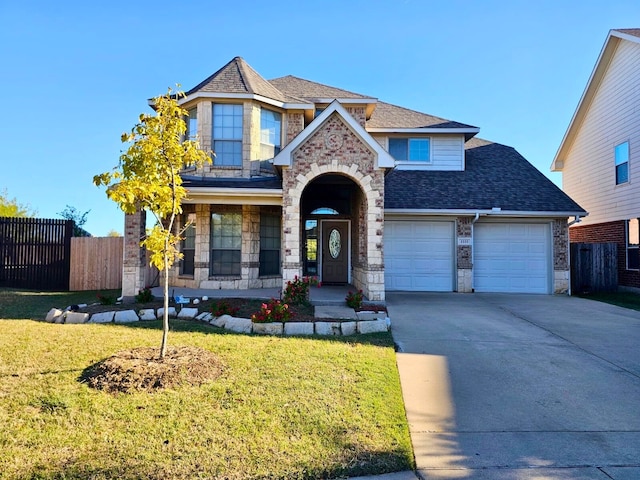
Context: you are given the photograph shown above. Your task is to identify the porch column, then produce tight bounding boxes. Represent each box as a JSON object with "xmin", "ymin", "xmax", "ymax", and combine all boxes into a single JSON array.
[
  {"xmin": 122, "ymin": 210, "xmax": 147, "ymax": 301},
  {"xmin": 281, "ymin": 192, "xmax": 303, "ymax": 286},
  {"xmin": 457, "ymin": 217, "xmax": 473, "ymax": 292}
]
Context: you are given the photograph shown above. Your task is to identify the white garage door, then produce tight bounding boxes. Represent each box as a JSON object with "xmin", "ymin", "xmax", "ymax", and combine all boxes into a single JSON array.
[
  {"xmin": 474, "ymin": 223, "xmax": 550, "ymax": 294},
  {"xmin": 385, "ymin": 221, "xmax": 454, "ymax": 291}
]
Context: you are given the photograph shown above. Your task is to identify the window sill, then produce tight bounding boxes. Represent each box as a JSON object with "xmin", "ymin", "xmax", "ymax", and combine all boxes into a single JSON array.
[
  {"xmin": 258, "ymin": 274, "xmax": 282, "ymax": 279},
  {"xmin": 208, "ymin": 275, "xmax": 242, "ymax": 280}
]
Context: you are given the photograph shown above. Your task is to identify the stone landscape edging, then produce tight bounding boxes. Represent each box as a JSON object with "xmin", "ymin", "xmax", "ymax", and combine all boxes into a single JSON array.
[{"xmin": 44, "ymin": 307, "xmax": 390, "ymax": 336}]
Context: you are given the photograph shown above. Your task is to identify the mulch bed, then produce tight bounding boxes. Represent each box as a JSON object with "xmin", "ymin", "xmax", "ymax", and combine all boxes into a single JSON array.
[{"xmin": 80, "ymin": 346, "xmax": 225, "ymax": 394}]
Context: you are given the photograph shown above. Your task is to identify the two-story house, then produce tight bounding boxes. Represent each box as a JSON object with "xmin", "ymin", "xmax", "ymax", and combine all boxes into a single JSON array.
[
  {"xmin": 552, "ymin": 29, "xmax": 640, "ymax": 290},
  {"xmin": 123, "ymin": 57, "xmax": 585, "ymax": 301}
]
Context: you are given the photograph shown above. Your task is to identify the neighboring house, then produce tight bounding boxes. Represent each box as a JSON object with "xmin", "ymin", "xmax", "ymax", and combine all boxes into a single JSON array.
[
  {"xmin": 123, "ymin": 57, "xmax": 585, "ymax": 300},
  {"xmin": 552, "ymin": 29, "xmax": 640, "ymax": 290}
]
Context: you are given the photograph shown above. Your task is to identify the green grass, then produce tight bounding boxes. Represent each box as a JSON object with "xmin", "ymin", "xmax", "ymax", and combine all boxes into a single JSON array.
[
  {"xmin": 0, "ymin": 289, "xmax": 413, "ymax": 479},
  {"xmin": 0, "ymin": 288, "xmax": 121, "ymax": 320},
  {"xmin": 577, "ymin": 290, "xmax": 640, "ymax": 311}
]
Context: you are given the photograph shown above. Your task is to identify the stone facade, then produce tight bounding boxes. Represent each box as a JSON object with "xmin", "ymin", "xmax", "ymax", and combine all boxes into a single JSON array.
[
  {"xmin": 552, "ymin": 218, "xmax": 570, "ymax": 293},
  {"xmin": 167, "ymin": 204, "xmax": 282, "ymax": 291}
]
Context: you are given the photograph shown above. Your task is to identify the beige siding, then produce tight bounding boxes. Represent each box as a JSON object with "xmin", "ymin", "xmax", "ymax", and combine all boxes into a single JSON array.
[
  {"xmin": 370, "ymin": 134, "xmax": 465, "ymax": 170},
  {"xmin": 563, "ymin": 39, "xmax": 640, "ymax": 226}
]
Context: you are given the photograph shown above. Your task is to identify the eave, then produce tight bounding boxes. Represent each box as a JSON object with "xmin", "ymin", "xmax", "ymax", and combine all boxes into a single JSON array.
[
  {"xmin": 148, "ymin": 92, "xmax": 314, "ymax": 111},
  {"xmin": 183, "ymin": 187, "xmax": 283, "ymax": 206}
]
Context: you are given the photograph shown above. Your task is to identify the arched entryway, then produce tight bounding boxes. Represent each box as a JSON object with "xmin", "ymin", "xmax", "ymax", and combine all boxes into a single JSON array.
[{"xmin": 300, "ymin": 174, "xmax": 363, "ymax": 285}]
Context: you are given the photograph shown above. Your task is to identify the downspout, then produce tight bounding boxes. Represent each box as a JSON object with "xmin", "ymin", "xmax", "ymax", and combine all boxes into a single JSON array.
[
  {"xmin": 470, "ymin": 212, "xmax": 481, "ymax": 292},
  {"xmin": 567, "ymin": 215, "xmax": 582, "ymax": 227}
]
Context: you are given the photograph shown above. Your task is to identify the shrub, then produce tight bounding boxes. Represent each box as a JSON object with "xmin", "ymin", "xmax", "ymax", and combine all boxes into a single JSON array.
[
  {"xmin": 283, "ymin": 275, "xmax": 319, "ymax": 306},
  {"xmin": 210, "ymin": 300, "xmax": 239, "ymax": 317},
  {"xmin": 135, "ymin": 286, "xmax": 154, "ymax": 303},
  {"xmin": 345, "ymin": 290, "xmax": 364, "ymax": 309},
  {"xmin": 251, "ymin": 299, "xmax": 292, "ymax": 323},
  {"xmin": 96, "ymin": 292, "xmax": 116, "ymax": 305}
]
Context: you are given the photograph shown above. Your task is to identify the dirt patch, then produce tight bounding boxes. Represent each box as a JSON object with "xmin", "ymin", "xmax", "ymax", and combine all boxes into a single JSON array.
[{"xmin": 80, "ymin": 346, "xmax": 225, "ymax": 394}]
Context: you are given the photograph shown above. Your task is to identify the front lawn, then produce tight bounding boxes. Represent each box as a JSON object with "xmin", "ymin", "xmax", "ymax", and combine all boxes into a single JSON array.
[{"xmin": 0, "ymin": 289, "xmax": 413, "ymax": 479}]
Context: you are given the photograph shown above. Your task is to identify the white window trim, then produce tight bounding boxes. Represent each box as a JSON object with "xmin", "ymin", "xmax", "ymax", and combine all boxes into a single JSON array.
[
  {"xmin": 389, "ymin": 136, "xmax": 433, "ymax": 166},
  {"xmin": 614, "ymin": 141, "xmax": 630, "ymax": 186}
]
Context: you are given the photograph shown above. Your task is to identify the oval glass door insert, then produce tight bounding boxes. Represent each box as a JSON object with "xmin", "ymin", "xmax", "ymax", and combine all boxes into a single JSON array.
[{"xmin": 329, "ymin": 229, "xmax": 341, "ymax": 258}]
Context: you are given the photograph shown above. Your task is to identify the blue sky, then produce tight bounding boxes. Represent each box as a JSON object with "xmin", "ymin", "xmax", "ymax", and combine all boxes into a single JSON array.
[{"xmin": 1, "ymin": 0, "xmax": 639, "ymax": 236}]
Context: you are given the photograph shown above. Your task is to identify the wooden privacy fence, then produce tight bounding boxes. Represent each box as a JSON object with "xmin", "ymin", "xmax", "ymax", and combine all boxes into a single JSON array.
[
  {"xmin": 0, "ymin": 217, "xmax": 72, "ymax": 290},
  {"xmin": 69, "ymin": 237, "xmax": 159, "ymax": 291},
  {"xmin": 570, "ymin": 242, "xmax": 618, "ymax": 294},
  {"xmin": 70, "ymin": 237, "xmax": 123, "ymax": 291}
]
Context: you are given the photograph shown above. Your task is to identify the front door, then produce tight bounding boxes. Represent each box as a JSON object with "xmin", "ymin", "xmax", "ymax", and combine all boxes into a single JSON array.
[{"xmin": 322, "ymin": 221, "xmax": 349, "ymax": 284}]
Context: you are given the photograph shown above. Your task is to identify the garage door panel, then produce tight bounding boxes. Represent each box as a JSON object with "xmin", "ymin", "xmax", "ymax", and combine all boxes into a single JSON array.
[
  {"xmin": 385, "ymin": 220, "xmax": 454, "ymax": 292},
  {"xmin": 474, "ymin": 223, "xmax": 550, "ymax": 294}
]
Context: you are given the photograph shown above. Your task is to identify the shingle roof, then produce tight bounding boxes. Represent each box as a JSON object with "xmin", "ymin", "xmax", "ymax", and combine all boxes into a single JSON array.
[
  {"xmin": 367, "ymin": 101, "xmax": 477, "ymax": 129},
  {"xmin": 614, "ymin": 28, "xmax": 640, "ymax": 38},
  {"xmin": 385, "ymin": 137, "xmax": 586, "ymax": 213},
  {"xmin": 182, "ymin": 175, "xmax": 282, "ymax": 190},
  {"xmin": 186, "ymin": 57, "xmax": 289, "ymax": 103},
  {"xmin": 268, "ymin": 75, "xmax": 373, "ymax": 101}
]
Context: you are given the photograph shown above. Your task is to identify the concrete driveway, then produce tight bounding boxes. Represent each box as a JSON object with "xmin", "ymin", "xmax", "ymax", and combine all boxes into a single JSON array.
[{"xmin": 387, "ymin": 293, "xmax": 640, "ymax": 480}]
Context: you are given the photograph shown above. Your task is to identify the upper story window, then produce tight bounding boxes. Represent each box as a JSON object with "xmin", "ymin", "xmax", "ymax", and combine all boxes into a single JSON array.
[
  {"xmin": 260, "ymin": 109, "xmax": 281, "ymax": 159},
  {"xmin": 389, "ymin": 137, "xmax": 431, "ymax": 162},
  {"xmin": 615, "ymin": 141, "xmax": 629, "ymax": 185},
  {"xmin": 627, "ymin": 218, "xmax": 639, "ymax": 270},
  {"xmin": 213, "ymin": 104, "xmax": 243, "ymax": 166},
  {"xmin": 185, "ymin": 108, "xmax": 197, "ymax": 141}
]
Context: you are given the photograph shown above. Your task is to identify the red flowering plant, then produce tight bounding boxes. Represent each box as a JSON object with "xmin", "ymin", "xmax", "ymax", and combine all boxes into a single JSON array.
[
  {"xmin": 283, "ymin": 275, "xmax": 320, "ymax": 306},
  {"xmin": 210, "ymin": 300, "xmax": 239, "ymax": 317},
  {"xmin": 251, "ymin": 299, "xmax": 292, "ymax": 323},
  {"xmin": 345, "ymin": 289, "xmax": 364, "ymax": 309}
]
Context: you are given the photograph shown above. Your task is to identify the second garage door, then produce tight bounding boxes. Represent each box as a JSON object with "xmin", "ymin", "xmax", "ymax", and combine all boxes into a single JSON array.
[
  {"xmin": 474, "ymin": 223, "xmax": 551, "ymax": 294},
  {"xmin": 385, "ymin": 220, "xmax": 454, "ymax": 291}
]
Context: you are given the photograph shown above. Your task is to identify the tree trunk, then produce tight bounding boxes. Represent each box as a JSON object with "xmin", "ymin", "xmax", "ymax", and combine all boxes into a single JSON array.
[{"xmin": 160, "ymin": 248, "xmax": 169, "ymax": 358}]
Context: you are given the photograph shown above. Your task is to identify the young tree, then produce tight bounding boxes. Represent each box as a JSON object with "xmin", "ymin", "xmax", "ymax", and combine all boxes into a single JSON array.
[
  {"xmin": 94, "ymin": 89, "xmax": 210, "ymax": 358},
  {"xmin": 106, "ymin": 229, "xmax": 122, "ymax": 237},
  {"xmin": 0, "ymin": 188, "xmax": 36, "ymax": 217},
  {"xmin": 57, "ymin": 205, "xmax": 91, "ymax": 236}
]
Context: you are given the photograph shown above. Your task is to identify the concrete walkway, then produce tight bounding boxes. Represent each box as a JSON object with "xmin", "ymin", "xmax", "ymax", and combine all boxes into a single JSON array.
[{"xmin": 388, "ymin": 293, "xmax": 640, "ymax": 480}]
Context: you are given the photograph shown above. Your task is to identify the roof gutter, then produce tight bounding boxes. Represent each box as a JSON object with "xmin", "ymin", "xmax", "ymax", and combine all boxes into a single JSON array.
[{"xmin": 384, "ymin": 208, "xmax": 587, "ymax": 218}]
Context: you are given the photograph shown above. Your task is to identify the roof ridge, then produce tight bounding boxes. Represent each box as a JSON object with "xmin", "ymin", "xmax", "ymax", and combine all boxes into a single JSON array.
[
  {"xmin": 234, "ymin": 57, "xmax": 251, "ymax": 93},
  {"xmin": 269, "ymin": 74, "xmax": 373, "ymax": 99}
]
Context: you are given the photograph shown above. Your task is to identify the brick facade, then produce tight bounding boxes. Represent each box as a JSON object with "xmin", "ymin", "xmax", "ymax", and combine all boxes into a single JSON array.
[
  {"xmin": 570, "ymin": 221, "xmax": 640, "ymax": 288},
  {"xmin": 282, "ymin": 112, "xmax": 386, "ymax": 301},
  {"xmin": 122, "ymin": 210, "xmax": 147, "ymax": 300}
]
